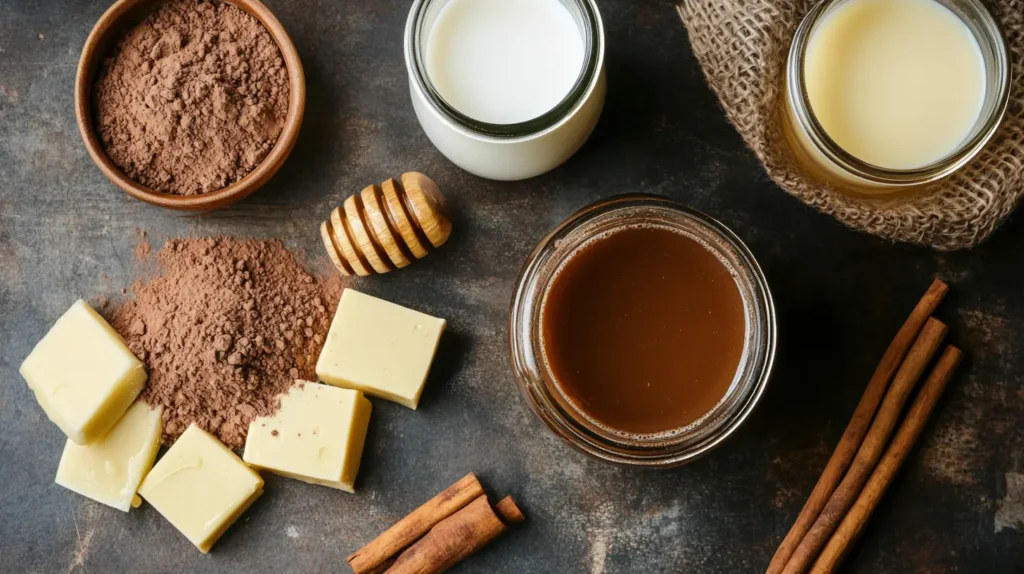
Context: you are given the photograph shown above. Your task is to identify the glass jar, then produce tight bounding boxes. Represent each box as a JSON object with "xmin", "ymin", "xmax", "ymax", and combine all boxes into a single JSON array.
[
  {"xmin": 404, "ymin": 0, "xmax": 606, "ymax": 181},
  {"xmin": 783, "ymin": 0, "xmax": 1011, "ymax": 195},
  {"xmin": 508, "ymin": 195, "xmax": 777, "ymax": 467}
]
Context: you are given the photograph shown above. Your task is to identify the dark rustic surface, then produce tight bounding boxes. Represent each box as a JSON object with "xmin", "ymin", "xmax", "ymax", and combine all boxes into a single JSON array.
[{"xmin": 2, "ymin": 1, "xmax": 1023, "ymax": 572}]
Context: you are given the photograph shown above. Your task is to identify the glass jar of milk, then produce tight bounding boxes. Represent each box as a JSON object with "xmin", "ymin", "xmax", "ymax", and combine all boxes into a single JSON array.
[
  {"xmin": 784, "ymin": 0, "xmax": 1010, "ymax": 195},
  {"xmin": 405, "ymin": 0, "xmax": 605, "ymax": 181}
]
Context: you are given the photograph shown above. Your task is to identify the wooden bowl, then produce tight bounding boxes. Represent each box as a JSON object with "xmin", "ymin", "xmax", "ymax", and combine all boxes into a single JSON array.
[{"xmin": 74, "ymin": 0, "xmax": 305, "ymax": 211}]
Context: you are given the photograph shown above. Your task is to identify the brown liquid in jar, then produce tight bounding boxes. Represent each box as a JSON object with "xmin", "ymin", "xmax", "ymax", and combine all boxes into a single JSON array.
[{"xmin": 540, "ymin": 225, "xmax": 746, "ymax": 435}]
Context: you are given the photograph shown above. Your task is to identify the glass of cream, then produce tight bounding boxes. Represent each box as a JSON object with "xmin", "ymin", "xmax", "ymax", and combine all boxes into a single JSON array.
[
  {"xmin": 784, "ymin": 0, "xmax": 1010, "ymax": 195},
  {"xmin": 404, "ymin": 0, "xmax": 606, "ymax": 181}
]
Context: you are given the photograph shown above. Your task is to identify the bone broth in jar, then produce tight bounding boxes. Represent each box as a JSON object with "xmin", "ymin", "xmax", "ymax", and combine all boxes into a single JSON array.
[
  {"xmin": 405, "ymin": 0, "xmax": 605, "ymax": 180},
  {"xmin": 784, "ymin": 0, "xmax": 1010, "ymax": 195}
]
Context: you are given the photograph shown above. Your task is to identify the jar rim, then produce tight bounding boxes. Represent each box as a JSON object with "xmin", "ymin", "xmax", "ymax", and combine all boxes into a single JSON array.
[
  {"xmin": 786, "ymin": 0, "xmax": 1012, "ymax": 186},
  {"xmin": 404, "ymin": 0, "xmax": 604, "ymax": 139},
  {"xmin": 508, "ymin": 195, "xmax": 777, "ymax": 467}
]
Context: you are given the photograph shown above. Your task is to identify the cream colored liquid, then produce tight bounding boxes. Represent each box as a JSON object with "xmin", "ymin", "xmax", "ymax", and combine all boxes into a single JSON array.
[{"xmin": 804, "ymin": 0, "xmax": 985, "ymax": 170}]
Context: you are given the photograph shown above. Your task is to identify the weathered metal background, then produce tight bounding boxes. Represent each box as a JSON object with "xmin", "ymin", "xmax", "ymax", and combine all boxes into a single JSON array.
[{"xmin": 1, "ymin": 1, "xmax": 1022, "ymax": 571}]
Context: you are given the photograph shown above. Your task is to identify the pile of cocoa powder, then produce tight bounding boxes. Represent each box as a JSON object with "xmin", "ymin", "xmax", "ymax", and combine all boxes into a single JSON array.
[
  {"xmin": 111, "ymin": 237, "xmax": 342, "ymax": 447},
  {"xmin": 94, "ymin": 0, "xmax": 289, "ymax": 195}
]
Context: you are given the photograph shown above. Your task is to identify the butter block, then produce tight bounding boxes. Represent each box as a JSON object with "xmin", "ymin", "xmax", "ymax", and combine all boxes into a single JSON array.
[
  {"xmin": 139, "ymin": 424, "xmax": 263, "ymax": 553},
  {"xmin": 316, "ymin": 289, "xmax": 445, "ymax": 409},
  {"xmin": 20, "ymin": 300, "xmax": 147, "ymax": 444},
  {"xmin": 243, "ymin": 381, "xmax": 371, "ymax": 492},
  {"xmin": 55, "ymin": 402, "xmax": 162, "ymax": 511}
]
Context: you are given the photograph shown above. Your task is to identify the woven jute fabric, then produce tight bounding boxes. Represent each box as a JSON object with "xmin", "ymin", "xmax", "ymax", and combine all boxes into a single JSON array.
[{"xmin": 677, "ymin": 0, "xmax": 1024, "ymax": 250}]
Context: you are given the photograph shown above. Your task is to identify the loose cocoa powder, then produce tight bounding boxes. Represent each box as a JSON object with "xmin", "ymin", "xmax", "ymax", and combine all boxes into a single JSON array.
[
  {"xmin": 111, "ymin": 237, "xmax": 343, "ymax": 447},
  {"xmin": 94, "ymin": 0, "xmax": 289, "ymax": 195}
]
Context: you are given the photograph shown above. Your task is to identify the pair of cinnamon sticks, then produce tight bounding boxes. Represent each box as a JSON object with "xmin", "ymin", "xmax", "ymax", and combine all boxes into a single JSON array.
[
  {"xmin": 347, "ymin": 473, "xmax": 523, "ymax": 574},
  {"xmin": 767, "ymin": 279, "xmax": 963, "ymax": 574}
]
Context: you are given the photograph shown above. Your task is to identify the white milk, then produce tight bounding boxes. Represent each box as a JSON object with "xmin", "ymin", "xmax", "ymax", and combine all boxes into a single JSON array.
[
  {"xmin": 405, "ymin": 0, "xmax": 606, "ymax": 181},
  {"xmin": 804, "ymin": 0, "xmax": 986, "ymax": 170},
  {"xmin": 425, "ymin": 0, "xmax": 586, "ymax": 124}
]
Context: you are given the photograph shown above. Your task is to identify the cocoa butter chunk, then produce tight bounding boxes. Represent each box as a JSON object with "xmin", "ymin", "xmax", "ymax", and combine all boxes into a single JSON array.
[
  {"xmin": 139, "ymin": 425, "xmax": 263, "ymax": 553},
  {"xmin": 316, "ymin": 289, "xmax": 445, "ymax": 409},
  {"xmin": 243, "ymin": 381, "xmax": 371, "ymax": 492},
  {"xmin": 20, "ymin": 300, "xmax": 147, "ymax": 444},
  {"xmin": 55, "ymin": 402, "xmax": 163, "ymax": 511}
]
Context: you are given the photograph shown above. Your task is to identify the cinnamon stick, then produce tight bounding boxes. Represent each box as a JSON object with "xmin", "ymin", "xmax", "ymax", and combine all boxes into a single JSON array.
[
  {"xmin": 347, "ymin": 473, "xmax": 485, "ymax": 574},
  {"xmin": 386, "ymin": 495, "xmax": 507, "ymax": 574},
  {"xmin": 810, "ymin": 346, "xmax": 963, "ymax": 574},
  {"xmin": 495, "ymin": 496, "xmax": 525, "ymax": 525},
  {"xmin": 782, "ymin": 317, "xmax": 947, "ymax": 574},
  {"xmin": 766, "ymin": 279, "xmax": 947, "ymax": 574}
]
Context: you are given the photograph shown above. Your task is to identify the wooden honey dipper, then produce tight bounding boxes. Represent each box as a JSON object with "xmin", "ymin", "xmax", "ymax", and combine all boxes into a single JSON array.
[{"xmin": 320, "ymin": 172, "xmax": 452, "ymax": 276}]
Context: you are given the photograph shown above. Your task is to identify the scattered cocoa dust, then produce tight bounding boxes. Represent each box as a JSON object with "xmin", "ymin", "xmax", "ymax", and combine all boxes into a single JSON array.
[
  {"xmin": 94, "ymin": 0, "xmax": 289, "ymax": 195},
  {"xmin": 111, "ymin": 237, "xmax": 343, "ymax": 447},
  {"xmin": 134, "ymin": 229, "xmax": 151, "ymax": 260}
]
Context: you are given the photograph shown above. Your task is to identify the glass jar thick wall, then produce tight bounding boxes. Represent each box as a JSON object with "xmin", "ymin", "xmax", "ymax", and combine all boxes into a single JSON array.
[{"xmin": 509, "ymin": 195, "xmax": 777, "ymax": 467}]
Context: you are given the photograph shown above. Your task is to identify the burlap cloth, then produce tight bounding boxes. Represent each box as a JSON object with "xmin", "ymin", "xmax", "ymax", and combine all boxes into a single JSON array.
[{"xmin": 677, "ymin": 0, "xmax": 1024, "ymax": 250}]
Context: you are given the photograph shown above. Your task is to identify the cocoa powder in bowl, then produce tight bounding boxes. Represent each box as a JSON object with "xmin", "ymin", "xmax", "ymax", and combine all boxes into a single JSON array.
[
  {"xmin": 93, "ymin": 0, "xmax": 289, "ymax": 196},
  {"xmin": 111, "ymin": 237, "xmax": 343, "ymax": 448}
]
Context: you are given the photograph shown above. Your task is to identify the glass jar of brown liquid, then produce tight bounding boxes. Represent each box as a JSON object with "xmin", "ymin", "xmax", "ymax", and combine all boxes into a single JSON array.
[{"xmin": 509, "ymin": 195, "xmax": 776, "ymax": 467}]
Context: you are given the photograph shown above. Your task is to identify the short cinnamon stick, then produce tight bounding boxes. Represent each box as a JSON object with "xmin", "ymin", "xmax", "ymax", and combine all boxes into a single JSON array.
[
  {"xmin": 386, "ymin": 495, "xmax": 507, "ymax": 574},
  {"xmin": 495, "ymin": 496, "xmax": 525, "ymax": 525},
  {"xmin": 347, "ymin": 474, "xmax": 485, "ymax": 574},
  {"xmin": 810, "ymin": 346, "xmax": 963, "ymax": 574},
  {"xmin": 766, "ymin": 279, "xmax": 947, "ymax": 574},
  {"xmin": 782, "ymin": 317, "xmax": 947, "ymax": 574}
]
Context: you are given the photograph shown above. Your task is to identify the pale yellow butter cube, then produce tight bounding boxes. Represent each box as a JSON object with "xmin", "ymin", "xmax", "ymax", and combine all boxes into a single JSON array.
[
  {"xmin": 139, "ymin": 424, "xmax": 263, "ymax": 553},
  {"xmin": 243, "ymin": 381, "xmax": 371, "ymax": 492},
  {"xmin": 20, "ymin": 300, "xmax": 147, "ymax": 444},
  {"xmin": 316, "ymin": 289, "xmax": 445, "ymax": 409},
  {"xmin": 55, "ymin": 402, "xmax": 162, "ymax": 511}
]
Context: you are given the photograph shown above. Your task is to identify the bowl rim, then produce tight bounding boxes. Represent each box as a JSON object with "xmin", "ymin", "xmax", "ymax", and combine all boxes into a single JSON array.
[{"xmin": 74, "ymin": 0, "xmax": 306, "ymax": 211}]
